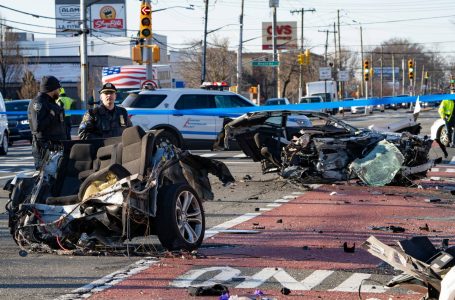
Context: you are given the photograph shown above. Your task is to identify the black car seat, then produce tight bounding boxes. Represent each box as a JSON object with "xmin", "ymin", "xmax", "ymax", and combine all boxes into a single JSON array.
[{"xmin": 77, "ymin": 126, "xmax": 156, "ymax": 201}]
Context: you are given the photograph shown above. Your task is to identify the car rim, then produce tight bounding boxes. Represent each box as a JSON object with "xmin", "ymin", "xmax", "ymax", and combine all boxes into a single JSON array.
[
  {"xmin": 441, "ymin": 128, "xmax": 450, "ymax": 146},
  {"xmin": 175, "ymin": 190, "xmax": 203, "ymax": 244},
  {"xmin": 2, "ymin": 135, "xmax": 7, "ymax": 152}
]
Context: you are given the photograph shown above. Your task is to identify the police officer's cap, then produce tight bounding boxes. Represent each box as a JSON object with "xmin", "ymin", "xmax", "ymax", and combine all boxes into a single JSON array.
[
  {"xmin": 40, "ymin": 76, "xmax": 61, "ymax": 93},
  {"xmin": 99, "ymin": 83, "xmax": 117, "ymax": 94}
]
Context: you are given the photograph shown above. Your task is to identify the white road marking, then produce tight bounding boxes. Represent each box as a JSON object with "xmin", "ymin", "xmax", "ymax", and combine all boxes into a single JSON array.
[
  {"xmin": 224, "ymin": 161, "xmax": 253, "ymax": 164},
  {"xmin": 266, "ymin": 203, "xmax": 282, "ymax": 207},
  {"xmin": 234, "ymin": 153, "xmax": 247, "ymax": 158},
  {"xmin": 274, "ymin": 199, "xmax": 290, "ymax": 203},
  {"xmin": 282, "ymin": 195, "xmax": 296, "ymax": 199},
  {"xmin": 329, "ymin": 273, "xmax": 371, "ymax": 292},
  {"xmin": 259, "ymin": 208, "xmax": 273, "ymax": 211},
  {"xmin": 200, "ymin": 153, "xmax": 217, "ymax": 157},
  {"xmin": 55, "ymin": 258, "xmax": 159, "ymax": 300},
  {"xmin": 431, "ymin": 168, "xmax": 455, "ymax": 173},
  {"xmin": 300, "ymin": 270, "xmax": 335, "ymax": 290},
  {"xmin": 205, "ymin": 213, "xmax": 261, "ymax": 238}
]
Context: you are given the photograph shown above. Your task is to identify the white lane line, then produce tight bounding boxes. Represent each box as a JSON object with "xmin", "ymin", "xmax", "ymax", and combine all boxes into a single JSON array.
[
  {"xmin": 282, "ymin": 195, "xmax": 296, "ymax": 199},
  {"xmin": 431, "ymin": 168, "xmax": 455, "ymax": 173},
  {"xmin": 200, "ymin": 153, "xmax": 217, "ymax": 157},
  {"xmin": 274, "ymin": 199, "xmax": 290, "ymax": 203},
  {"xmin": 205, "ymin": 213, "xmax": 261, "ymax": 238},
  {"xmin": 55, "ymin": 258, "xmax": 159, "ymax": 300},
  {"xmin": 233, "ymin": 153, "xmax": 247, "ymax": 158},
  {"xmin": 300, "ymin": 270, "xmax": 334, "ymax": 290},
  {"xmin": 266, "ymin": 203, "xmax": 282, "ymax": 208},
  {"xmin": 292, "ymin": 192, "xmax": 304, "ymax": 195},
  {"xmin": 259, "ymin": 208, "xmax": 273, "ymax": 211}
]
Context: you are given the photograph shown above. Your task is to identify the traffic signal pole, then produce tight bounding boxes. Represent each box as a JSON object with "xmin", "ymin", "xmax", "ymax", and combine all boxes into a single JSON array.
[
  {"xmin": 80, "ymin": 0, "xmax": 88, "ymax": 108},
  {"xmin": 143, "ymin": 0, "xmax": 153, "ymax": 81}
]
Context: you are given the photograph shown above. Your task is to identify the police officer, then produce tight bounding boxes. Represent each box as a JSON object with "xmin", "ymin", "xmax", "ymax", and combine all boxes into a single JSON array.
[
  {"xmin": 56, "ymin": 87, "xmax": 74, "ymax": 139},
  {"xmin": 28, "ymin": 75, "xmax": 67, "ymax": 169},
  {"xmin": 78, "ymin": 83, "xmax": 132, "ymax": 140},
  {"xmin": 438, "ymin": 88, "xmax": 455, "ymax": 147}
]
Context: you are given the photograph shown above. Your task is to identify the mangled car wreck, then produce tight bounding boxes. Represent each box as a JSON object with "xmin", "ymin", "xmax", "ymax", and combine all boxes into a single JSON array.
[
  {"xmin": 4, "ymin": 126, "xmax": 234, "ymax": 254},
  {"xmin": 225, "ymin": 111, "xmax": 439, "ymax": 186}
]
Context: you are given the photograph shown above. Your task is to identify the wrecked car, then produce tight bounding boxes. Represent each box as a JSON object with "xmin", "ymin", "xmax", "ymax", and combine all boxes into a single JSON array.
[
  {"xmin": 3, "ymin": 126, "xmax": 234, "ymax": 254},
  {"xmin": 225, "ymin": 110, "xmax": 438, "ymax": 186}
]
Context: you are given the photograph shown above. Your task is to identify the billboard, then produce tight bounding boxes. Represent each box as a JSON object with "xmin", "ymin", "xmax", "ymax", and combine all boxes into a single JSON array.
[
  {"xmin": 55, "ymin": 0, "xmax": 126, "ymax": 37},
  {"xmin": 262, "ymin": 21, "xmax": 297, "ymax": 50}
]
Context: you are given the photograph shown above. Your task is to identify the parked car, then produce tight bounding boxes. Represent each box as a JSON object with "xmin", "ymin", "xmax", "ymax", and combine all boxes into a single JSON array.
[
  {"xmin": 0, "ymin": 92, "xmax": 8, "ymax": 155},
  {"xmin": 264, "ymin": 98, "xmax": 290, "ymax": 106},
  {"xmin": 5, "ymin": 99, "xmax": 31, "ymax": 145},
  {"xmin": 122, "ymin": 88, "xmax": 256, "ymax": 149},
  {"xmin": 397, "ymin": 94, "xmax": 410, "ymax": 108},
  {"xmin": 339, "ymin": 97, "xmax": 354, "ymax": 113}
]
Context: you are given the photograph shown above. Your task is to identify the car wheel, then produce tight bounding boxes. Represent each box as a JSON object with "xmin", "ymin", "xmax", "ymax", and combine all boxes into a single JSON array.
[
  {"xmin": 0, "ymin": 132, "xmax": 8, "ymax": 155},
  {"xmin": 156, "ymin": 129, "xmax": 180, "ymax": 147},
  {"xmin": 439, "ymin": 126, "xmax": 450, "ymax": 147},
  {"xmin": 155, "ymin": 183, "xmax": 205, "ymax": 251}
]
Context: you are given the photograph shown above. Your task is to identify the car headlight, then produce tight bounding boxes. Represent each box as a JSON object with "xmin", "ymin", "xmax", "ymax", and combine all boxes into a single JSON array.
[{"xmin": 20, "ymin": 120, "xmax": 29, "ymax": 125}]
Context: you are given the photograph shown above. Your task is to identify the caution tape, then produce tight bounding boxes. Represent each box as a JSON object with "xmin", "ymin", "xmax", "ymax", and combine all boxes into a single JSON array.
[{"xmin": 1, "ymin": 94, "xmax": 454, "ymax": 117}]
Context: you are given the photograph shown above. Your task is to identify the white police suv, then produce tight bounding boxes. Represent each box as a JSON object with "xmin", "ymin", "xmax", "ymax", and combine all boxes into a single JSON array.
[
  {"xmin": 0, "ymin": 92, "xmax": 9, "ymax": 155},
  {"xmin": 122, "ymin": 88, "xmax": 256, "ymax": 149}
]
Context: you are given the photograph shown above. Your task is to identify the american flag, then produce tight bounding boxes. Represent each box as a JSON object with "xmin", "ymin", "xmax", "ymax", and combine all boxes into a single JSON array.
[{"xmin": 102, "ymin": 65, "xmax": 156, "ymax": 89}]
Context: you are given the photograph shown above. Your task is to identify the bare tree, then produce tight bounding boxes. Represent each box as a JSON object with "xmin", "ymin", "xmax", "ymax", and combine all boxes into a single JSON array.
[
  {"xmin": 179, "ymin": 36, "xmax": 236, "ymax": 88},
  {"xmin": 0, "ymin": 23, "xmax": 22, "ymax": 97},
  {"xmin": 17, "ymin": 70, "xmax": 39, "ymax": 99}
]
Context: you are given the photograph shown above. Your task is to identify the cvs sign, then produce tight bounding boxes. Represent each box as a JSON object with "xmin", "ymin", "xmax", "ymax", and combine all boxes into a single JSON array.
[{"xmin": 262, "ymin": 21, "xmax": 297, "ymax": 50}]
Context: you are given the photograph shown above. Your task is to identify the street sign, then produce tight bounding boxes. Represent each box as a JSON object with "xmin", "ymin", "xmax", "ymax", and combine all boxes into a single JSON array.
[
  {"xmin": 251, "ymin": 61, "xmax": 280, "ymax": 67},
  {"xmin": 141, "ymin": 6, "xmax": 151, "ymax": 15},
  {"xmin": 141, "ymin": 79, "xmax": 158, "ymax": 89},
  {"xmin": 337, "ymin": 70, "xmax": 349, "ymax": 82},
  {"xmin": 319, "ymin": 67, "xmax": 332, "ymax": 80}
]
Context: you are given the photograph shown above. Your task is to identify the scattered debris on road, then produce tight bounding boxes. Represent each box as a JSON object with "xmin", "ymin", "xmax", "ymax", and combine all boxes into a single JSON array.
[{"xmin": 369, "ymin": 225, "xmax": 406, "ymax": 233}]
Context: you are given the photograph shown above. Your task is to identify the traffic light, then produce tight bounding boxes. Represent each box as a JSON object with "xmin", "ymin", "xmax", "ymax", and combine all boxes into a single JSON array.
[
  {"xmin": 408, "ymin": 59, "xmax": 414, "ymax": 80},
  {"xmin": 304, "ymin": 49, "xmax": 311, "ymax": 65},
  {"xmin": 152, "ymin": 45, "xmax": 160, "ymax": 63},
  {"xmin": 140, "ymin": 3, "xmax": 152, "ymax": 39},
  {"xmin": 131, "ymin": 45, "xmax": 142, "ymax": 64},
  {"xmin": 297, "ymin": 53, "xmax": 304, "ymax": 65},
  {"xmin": 363, "ymin": 60, "xmax": 369, "ymax": 81}
]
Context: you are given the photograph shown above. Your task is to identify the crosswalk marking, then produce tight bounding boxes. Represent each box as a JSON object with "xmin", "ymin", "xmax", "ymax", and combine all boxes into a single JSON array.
[
  {"xmin": 300, "ymin": 270, "xmax": 335, "ymax": 290},
  {"xmin": 234, "ymin": 153, "xmax": 247, "ymax": 158},
  {"xmin": 200, "ymin": 153, "xmax": 217, "ymax": 157}
]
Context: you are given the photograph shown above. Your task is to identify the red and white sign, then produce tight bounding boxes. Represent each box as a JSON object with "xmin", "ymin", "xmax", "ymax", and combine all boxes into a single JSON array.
[
  {"xmin": 141, "ymin": 5, "xmax": 151, "ymax": 15},
  {"xmin": 262, "ymin": 21, "xmax": 297, "ymax": 50},
  {"xmin": 141, "ymin": 79, "xmax": 158, "ymax": 89},
  {"xmin": 93, "ymin": 19, "xmax": 124, "ymax": 29}
]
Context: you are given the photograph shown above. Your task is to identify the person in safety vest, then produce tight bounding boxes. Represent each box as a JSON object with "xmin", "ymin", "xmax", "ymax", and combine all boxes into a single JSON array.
[
  {"xmin": 78, "ymin": 83, "xmax": 132, "ymax": 140},
  {"xmin": 56, "ymin": 87, "xmax": 74, "ymax": 139},
  {"xmin": 28, "ymin": 76, "xmax": 67, "ymax": 169},
  {"xmin": 438, "ymin": 88, "xmax": 455, "ymax": 147}
]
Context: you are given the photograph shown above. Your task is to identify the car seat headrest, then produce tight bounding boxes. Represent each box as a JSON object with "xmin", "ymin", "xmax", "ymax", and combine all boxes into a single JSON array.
[{"xmin": 122, "ymin": 126, "xmax": 145, "ymax": 146}]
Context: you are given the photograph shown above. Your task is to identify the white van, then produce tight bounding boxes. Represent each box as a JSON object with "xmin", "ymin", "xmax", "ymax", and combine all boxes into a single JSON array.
[{"xmin": 0, "ymin": 92, "xmax": 9, "ymax": 155}]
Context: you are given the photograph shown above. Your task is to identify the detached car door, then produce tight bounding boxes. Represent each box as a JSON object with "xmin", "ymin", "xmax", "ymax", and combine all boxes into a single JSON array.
[{"xmin": 173, "ymin": 94, "xmax": 218, "ymax": 142}]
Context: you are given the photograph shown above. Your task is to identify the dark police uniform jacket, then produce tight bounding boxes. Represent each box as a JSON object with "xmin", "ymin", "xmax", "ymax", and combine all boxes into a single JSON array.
[
  {"xmin": 78, "ymin": 104, "xmax": 132, "ymax": 140},
  {"xmin": 28, "ymin": 93, "xmax": 67, "ymax": 141}
]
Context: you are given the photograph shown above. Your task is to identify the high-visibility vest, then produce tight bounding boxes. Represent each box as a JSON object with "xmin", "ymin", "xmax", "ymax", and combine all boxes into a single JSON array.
[
  {"xmin": 57, "ymin": 95, "xmax": 74, "ymax": 116},
  {"xmin": 439, "ymin": 100, "xmax": 455, "ymax": 120}
]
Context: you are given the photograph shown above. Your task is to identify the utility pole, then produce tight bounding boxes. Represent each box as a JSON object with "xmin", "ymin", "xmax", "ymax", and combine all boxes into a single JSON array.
[
  {"xmin": 291, "ymin": 7, "xmax": 315, "ymax": 100},
  {"xmin": 380, "ymin": 46, "xmax": 383, "ymax": 98},
  {"xmin": 360, "ymin": 26, "xmax": 364, "ymax": 98},
  {"xmin": 370, "ymin": 53, "xmax": 374, "ymax": 97},
  {"xmin": 80, "ymin": 0, "xmax": 88, "ymax": 108},
  {"xmin": 144, "ymin": 0, "xmax": 153, "ymax": 82},
  {"xmin": 337, "ymin": 10, "xmax": 342, "ymax": 98},
  {"xmin": 402, "ymin": 58, "xmax": 405, "ymax": 95},
  {"xmin": 392, "ymin": 53, "xmax": 396, "ymax": 96},
  {"xmin": 236, "ymin": 0, "xmax": 244, "ymax": 94},
  {"xmin": 333, "ymin": 22, "xmax": 337, "ymax": 70},
  {"xmin": 201, "ymin": 0, "xmax": 209, "ymax": 84},
  {"xmin": 271, "ymin": 0, "xmax": 278, "ymax": 98}
]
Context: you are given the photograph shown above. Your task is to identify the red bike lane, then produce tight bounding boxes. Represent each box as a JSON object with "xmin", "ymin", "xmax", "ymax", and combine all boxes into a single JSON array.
[{"xmin": 88, "ymin": 177, "xmax": 455, "ymax": 300}]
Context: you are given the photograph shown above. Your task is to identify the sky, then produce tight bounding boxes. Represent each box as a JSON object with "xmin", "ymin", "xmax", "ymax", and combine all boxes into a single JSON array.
[{"xmin": 1, "ymin": 0, "xmax": 455, "ymax": 60}]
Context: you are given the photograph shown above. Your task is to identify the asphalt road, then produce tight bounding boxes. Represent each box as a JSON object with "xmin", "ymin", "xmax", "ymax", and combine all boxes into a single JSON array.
[{"xmin": 0, "ymin": 108, "xmax": 447, "ymax": 300}]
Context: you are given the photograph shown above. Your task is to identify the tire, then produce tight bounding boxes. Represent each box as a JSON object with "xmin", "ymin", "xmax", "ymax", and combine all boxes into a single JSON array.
[
  {"xmin": 439, "ymin": 126, "xmax": 450, "ymax": 147},
  {"xmin": 0, "ymin": 132, "xmax": 8, "ymax": 155},
  {"xmin": 155, "ymin": 129, "xmax": 180, "ymax": 148},
  {"xmin": 155, "ymin": 183, "xmax": 205, "ymax": 251}
]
